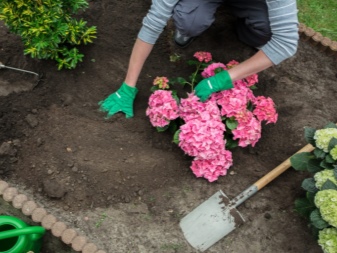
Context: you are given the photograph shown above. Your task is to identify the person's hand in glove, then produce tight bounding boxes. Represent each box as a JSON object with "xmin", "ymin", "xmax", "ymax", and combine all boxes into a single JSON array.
[
  {"xmin": 194, "ymin": 70, "xmax": 233, "ymax": 102},
  {"xmin": 98, "ymin": 82, "xmax": 138, "ymax": 118}
]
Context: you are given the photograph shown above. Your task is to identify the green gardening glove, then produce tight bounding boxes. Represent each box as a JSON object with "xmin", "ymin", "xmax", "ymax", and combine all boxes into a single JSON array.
[
  {"xmin": 98, "ymin": 82, "xmax": 138, "ymax": 118},
  {"xmin": 194, "ymin": 70, "xmax": 233, "ymax": 102}
]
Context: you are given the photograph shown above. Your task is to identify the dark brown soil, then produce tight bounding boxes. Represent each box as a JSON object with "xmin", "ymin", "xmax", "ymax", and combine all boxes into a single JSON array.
[{"xmin": 1, "ymin": 1, "xmax": 337, "ymax": 252}]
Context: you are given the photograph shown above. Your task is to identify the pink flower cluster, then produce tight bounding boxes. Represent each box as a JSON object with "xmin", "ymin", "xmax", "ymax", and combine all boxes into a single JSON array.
[
  {"xmin": 253, "ymin": 96, "xmax": 278, "ymax": 124},
  {"xmin": 153, "ymin": 76, "xmax": 169, "ymax": 89},
  {"xmin": 178, "ymin": 96, "xmax": 233, "ymax": 182},
  {"xmin": 146, "ymin": 90, "xmax": 179, "ymax": 127},
  {"xmin": 201, "ymin": 63, "xmax": 227, "ymax": 78},
  {"xmin": 210, "ymin": 92, "xmax": 276, "ymax": 148},
  {"xmin": 146, "ymin": 54, "xmax": 278, "ymax": 182},
  {"xmin": 194, "ymin": 51, "xmax": 212, "ymax": 63}
]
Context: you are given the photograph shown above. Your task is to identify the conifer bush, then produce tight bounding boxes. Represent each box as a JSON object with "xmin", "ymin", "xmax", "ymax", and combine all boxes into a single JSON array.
[{"xmin": 0, "ymin": 0, "xmax": 97, "ymax": 70}]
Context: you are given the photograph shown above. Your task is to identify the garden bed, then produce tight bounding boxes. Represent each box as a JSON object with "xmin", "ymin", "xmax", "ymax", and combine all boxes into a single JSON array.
[{"xmin": 0, "ymin": 1, "xmax": 337, "ymax": 252}]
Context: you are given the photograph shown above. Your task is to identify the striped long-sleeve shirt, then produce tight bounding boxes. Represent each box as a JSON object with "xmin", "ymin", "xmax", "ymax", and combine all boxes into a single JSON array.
[{"xmin": 138, "ymin": 0, "xmax": 299, "ymax": 65}]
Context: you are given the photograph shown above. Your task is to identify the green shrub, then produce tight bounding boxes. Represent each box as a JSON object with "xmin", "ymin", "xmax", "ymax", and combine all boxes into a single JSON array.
[
  {"xmin": 291, "ymin": 122, "xmax": 337, "ymax": 253},
  {"xmin": 0, "ymin": 0, "xmax": 97, "ymax": 70}
]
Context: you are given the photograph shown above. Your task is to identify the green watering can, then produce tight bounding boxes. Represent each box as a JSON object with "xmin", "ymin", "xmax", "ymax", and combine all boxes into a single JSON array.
[{"xmin": 0, "ymin": 216, "xmax": 46, "ymax": 253}]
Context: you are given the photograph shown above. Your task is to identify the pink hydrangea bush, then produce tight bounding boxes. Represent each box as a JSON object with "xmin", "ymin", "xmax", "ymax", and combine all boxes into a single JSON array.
[
  {"xmin": 178, "ymin": 117, "xmax": 225, "ymax": 160},
  {"xmin": 146, "ymin": 90, "xmax": 179, "ymax": 128},
  {"xmin": 146, "ymin": 52, "xmax": 278, "ymax": 182},
  {"xmin": 201, "ymin": 62, "xmax": 227, "ymax": 78},
  {"xmin": 193, "ymin": 51, "xmax": 212, "ymax": 63},
  {"xmin": 153, "ymin": 76, "xmax": 170, "ymax": 89},
  {"xmin": 191, "ymin": 149, "xmax": 233, "ymax": 182}
]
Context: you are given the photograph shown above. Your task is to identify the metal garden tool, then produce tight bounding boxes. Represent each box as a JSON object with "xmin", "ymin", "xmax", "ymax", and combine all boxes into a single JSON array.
[
  {"xmin": 0, "ymin": 61, "xmax": 39, "ymax": 76},
  {"xmin": 179, "ymin": 143, "xmax": 315, "ymax": 252}
]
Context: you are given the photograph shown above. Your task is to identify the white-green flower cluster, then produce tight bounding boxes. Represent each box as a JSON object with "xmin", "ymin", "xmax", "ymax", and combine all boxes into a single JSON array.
[
  {"xmin": 318, "ymin": 227, "xmax": 337, "ymax": 253},
  {"xmin": 314, "ymin": 128, "xmax": 337, "ymax": 152},
  {"xmin": 315, "ymin": 170, "xmax": 337, "ymax": 189},
  {"xmin": 315, "ymin": 190, "xmax": 337, "ymax": 227},
  {"xmin": 330, "ymin": 146, "xmax": 337, "ymax": 161}
]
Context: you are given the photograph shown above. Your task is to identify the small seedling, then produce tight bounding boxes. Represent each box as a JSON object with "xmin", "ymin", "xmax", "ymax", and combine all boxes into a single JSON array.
[
  {"xmin": 170, "ymin": 53, "xmax": 181, "ymax": 63},
  {"xmin": 95, "ymin": 212, "xmax": 107, "ymax": 228},
  {"xmin": 160, "ymin": 243, "xmax": 184, "ymax": 251}
]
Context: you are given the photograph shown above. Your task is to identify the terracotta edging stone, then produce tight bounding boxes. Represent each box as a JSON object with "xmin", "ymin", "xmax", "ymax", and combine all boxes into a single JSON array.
[
  {"xmin": 299, "ymin": 23, "xmax": 337, "ymax": 59},
  {"xmin": 0, "ymin": 180, "xmax": 106, "ymax": 253}
]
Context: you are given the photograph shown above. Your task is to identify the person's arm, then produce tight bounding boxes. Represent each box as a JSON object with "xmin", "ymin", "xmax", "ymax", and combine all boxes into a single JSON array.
[
  {"xmin": 227, "ymin": 50, "xmax": 273, "ymax": 82},
  {"xmin": 99, "ymin": 0, "xmax": 177, "ymax": 118},
  {"xmin": 195, "ymin": 0, "xmax": 299, "ymax": 101},
  {"xmin": 124, "ymin": 39, "xmax": 154, "ymax": 87},
  {"xmin": 261, "ymin": 0, "xmax": 299, "ymax": 65},
  {"xmin": 125, "ymin": 0, "xmax": 178, "ymax": 87}
]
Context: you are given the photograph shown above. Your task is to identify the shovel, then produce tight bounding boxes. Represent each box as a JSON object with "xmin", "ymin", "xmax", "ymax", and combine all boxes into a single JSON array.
[{"xmin": 179, "ymin": 143, "xmax": 315, "ymax": 252}]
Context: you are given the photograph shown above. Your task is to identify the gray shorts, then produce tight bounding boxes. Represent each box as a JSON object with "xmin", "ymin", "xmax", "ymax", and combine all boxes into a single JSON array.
[{"xmin": 172, "ymin": 0, "xmax": 272, "ymax": 48}]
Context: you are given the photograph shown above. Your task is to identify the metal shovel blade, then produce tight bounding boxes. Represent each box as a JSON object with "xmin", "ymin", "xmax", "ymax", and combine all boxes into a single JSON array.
[{"xmin": 179, "ymin": 190, "xmax": 245, "ymax": 252}]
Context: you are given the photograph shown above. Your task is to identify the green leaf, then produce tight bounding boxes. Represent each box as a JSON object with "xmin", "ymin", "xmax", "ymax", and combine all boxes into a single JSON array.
[
  {"xmin": 171, "ymin": 92, "xmax": 180, "ymax": 104},
  {"xmin": 150, "ymin": 86, "xmax": 159, "ymax": 92},
  {"xmin": 226, "ymin": 118, "xmax": 238, "ymax": 130},
  {"xmin": 321, "ymin": 179, "xmax": 337, "ymax": 190},
  {"xmin": 304, "ymin": 127, "xmax": 316, "ymax": 146},
  {"xmin": 334, "ymin": 168, "xmax": 337, "ymax": 180},
  {"xmin": 328, "ymin": 137, "xmax": 337, "ymax": 152},
  {"xmin": 214, "ymin": 67, "xmax": 224, "ymax": 74},
  {"xmin": 226, "ymin": 138, "xmax": 238, "ymax": 149},
  {"xmin": 306, "ymin": 191, "xmax": 316, "ymax": 203},
  {"xmin": 173, "ymin": 130, "xmax": 180, "ymax": 145},
  {"xmin": 169, "ymin": 77, "xmax": 188, "ymax": 86},
  {"xmin": 290, "ymin": 152, "xmax": 314, "ymax": 171},
  {"xmin": 301, "ymin": 178, "xmax": 318, "ymax": 193},
  {"xmin": 324, "ymin": 122, "xmax": 337, "ymax": 129},
  {"xmin": 156, "ymin": 125, "xmax": 169, "ymax": 132},
  {"xmin": 246, "ymin": 101, "xmax": 253, "ymax": 111},
  {"xmin": 314, "ymin": 148, "xmax": 326, "ymax": 159},
  {"xmin": 249, "ymin": 85, "xmax": 257, "ymax": 90},
  {"xmin": 186, "ymin": 60, "xmax": 199, "ymax": 66},
  {"xmin": 325, "ymin": 154, "xmax": 335, "ymax": 164},
  {"xmin": 168, "ymin": 121, "xmax": 178, "ymax": 134},
  {"xmin": 310, "ymin": 209, "xmax": 329, "ymax": 229},
  {"xmin": 307, "ymin": 159, "xmax": 324, "ymax": 174},
  {"xmin": 294, "ymin": 198, "xmax": 316, "ymax": 218},
  {"xmin": 320, "ymin": 160, "xmax": 334, "ymax": 170}
]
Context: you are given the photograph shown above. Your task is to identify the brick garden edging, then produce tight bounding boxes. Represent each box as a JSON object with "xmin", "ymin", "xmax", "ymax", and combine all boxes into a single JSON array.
[
  {"xmin": 0, "ymin": 180, "xmax": 106, "ymax": 253},
  {"xmin": 299, "ymin": 23, "xmax": 337, "ymax": 59}
]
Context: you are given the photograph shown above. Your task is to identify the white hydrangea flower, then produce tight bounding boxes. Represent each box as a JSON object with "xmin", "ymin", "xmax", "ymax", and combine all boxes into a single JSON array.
[
  {"xmin": 314, "ymin": 128, "xmax": 337, "ymax": 152},
  {"xmin": 318, "ymin": 227, "xmax": 337, "ymax": 253},
  {"xmin": 315, "ymin": 170, "xmax": 337, "ymax": 189},
  {"xmin": 330, "ymin": 146, "xmax": 337, "ymax": 161},
  {"xmin": 315, "ymin": 190, "xmax": 337, "ymax": 227}
]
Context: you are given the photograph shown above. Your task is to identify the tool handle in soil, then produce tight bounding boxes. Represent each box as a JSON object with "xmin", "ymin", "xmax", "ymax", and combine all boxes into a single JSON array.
[
  {"xmin": 0, "ymin": 63, "xmax": 39, "ymax": 76},
  {"xmin": 230, "ymin": 143, "xmax": 314, "ymax": 208}
]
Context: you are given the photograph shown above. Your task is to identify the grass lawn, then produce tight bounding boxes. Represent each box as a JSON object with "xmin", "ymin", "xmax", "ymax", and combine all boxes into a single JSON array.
[{"xmin": 297, "ymin": 0, "xmax": 337, "ymax": 41}]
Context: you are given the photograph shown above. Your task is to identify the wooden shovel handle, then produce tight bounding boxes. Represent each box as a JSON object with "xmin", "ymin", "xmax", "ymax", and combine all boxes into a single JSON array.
[{"xmin": 254, "ymin": 143, "xmax": 314, "ymax": 191}]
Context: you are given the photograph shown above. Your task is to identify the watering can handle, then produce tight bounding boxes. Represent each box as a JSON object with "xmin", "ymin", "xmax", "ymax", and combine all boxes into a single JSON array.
[{"xmin": 0, "ymin": 226, "xmax": 45, "ymax": 240}]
